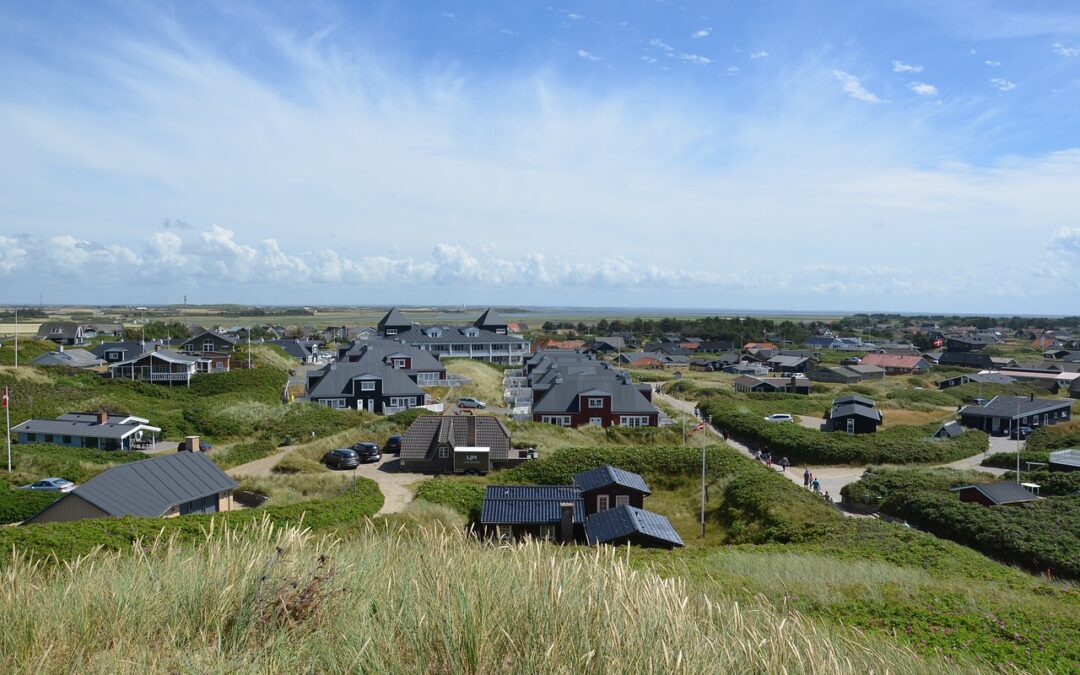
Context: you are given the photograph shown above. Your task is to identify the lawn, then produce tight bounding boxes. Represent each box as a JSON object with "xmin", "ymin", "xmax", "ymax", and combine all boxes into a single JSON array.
[{"xmin": 441, "ymin": 358, "xmax": 506, "ymax": 407}]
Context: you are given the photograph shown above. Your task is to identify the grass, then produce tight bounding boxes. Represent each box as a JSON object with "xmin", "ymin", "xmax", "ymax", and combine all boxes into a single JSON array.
[
  {"xmin": 0, "ymin": 520, "xmax": 972, "ymax": 674},
  {"xmin": 506, "ymin": 419, "xmax": 686, "ymax": 453},
  {"xmin": 441, "ymin": 358, "xmax": 506, "ymax": 406},
  {"xmin": 235, "ymin": 473, "xmax": 355, "ymax": 507}
]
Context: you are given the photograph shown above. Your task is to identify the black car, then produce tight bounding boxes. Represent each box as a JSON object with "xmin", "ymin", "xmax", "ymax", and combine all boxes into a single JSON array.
[
  {"xmin": 1010, "ymin": 426, "xmax": 1033, "ymax": 440},
  {"xmin": 322, "ymin": 448, "xmax": 361, "ymax": 470},
  {"xmin": 384, "ymin": 435, "xmax": 403, "ymax": 454},
  {"xmin": 352, "ymin": 441, "xmax": 382, "ymax": 463}
]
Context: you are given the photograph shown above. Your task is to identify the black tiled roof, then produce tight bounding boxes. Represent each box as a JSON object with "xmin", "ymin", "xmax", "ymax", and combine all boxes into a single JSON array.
[
  {"xmin": 584, "ymin": 505, "xmax": 684, "ymax": 548},
  {"xmin": 573, "ymin": 465, "xmax": 651, "ymax": 495},
  {"xmin": 959, "ymin": 395, "xmax": 1072, "ymax": 420},
  {"xmin": 70, "ymin": 452, "xmax": 235, "ymax": 517},
  {"xmin": 480, "ymin": 485, "xmax": 584, "ymax": 525},
  {"xmin": 951, "ymin": 482, "xmax": 1039, "ymax": 505}
]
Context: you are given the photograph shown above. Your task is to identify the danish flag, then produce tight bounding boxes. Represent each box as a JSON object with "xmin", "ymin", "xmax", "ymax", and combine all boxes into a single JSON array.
[
  {"xmin": 689, "ymin": 421, "xmax": 706, "ymax": 433},
  {"xmin": 1, "ymin": 386, "xmax": 7, "ymax": 409}
]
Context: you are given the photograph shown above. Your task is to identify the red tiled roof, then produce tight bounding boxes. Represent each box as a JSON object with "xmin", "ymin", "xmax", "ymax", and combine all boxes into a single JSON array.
[{"xmin": 860, "ymin": 353, "xmax": 927, "ymax": 369}]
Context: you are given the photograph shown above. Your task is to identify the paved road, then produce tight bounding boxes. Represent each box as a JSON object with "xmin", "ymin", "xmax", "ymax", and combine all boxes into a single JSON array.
[{"xmin": 226, "ymin": 447, "xmax": 294, "ymax": 478}]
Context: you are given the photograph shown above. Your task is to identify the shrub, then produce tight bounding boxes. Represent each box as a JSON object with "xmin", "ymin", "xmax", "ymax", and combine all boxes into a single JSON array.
[
  {"xmin": 881, "ymin": 492, "xmax": 1080, "ymax": 580},
  {"xmin": 700, "ymin": 398, "xmax": 987, "ymax": 465},
  {"xmin": 999, "ymin": 470, "xmax": 1080, "ymax": 496},
  {"xmin": 840, "ymin": 467, "xmax": 995, "ymax": 507},
  {"xmin": 413, "ymin": 479, "xmax": 485, "ymax": 520},
  {"xmin": 1024, "ymin": 421, "xmax": 1080, "ymax": 451},
  {"xmin": 981, "ymin": 450, "xmax": 1048, "ymax": 469},
  {"xmin": 0, "ymin": 486, "xmax": 60, "ymax": 524},
  {"xmin": 211, "ymin": 439, "xmax": 279, "ymax": 469}
]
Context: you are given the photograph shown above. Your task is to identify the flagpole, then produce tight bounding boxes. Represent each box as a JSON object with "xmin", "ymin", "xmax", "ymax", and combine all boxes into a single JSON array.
[
  {"xmin": 13, "ymin": 309, "xmax": 18, "ymax": 369},
  {"xmin": 5, "ymin": 386, "xmax": 11, "ymax": 473},
  {"xmin": 700, "ymin": 415, "xmax": 709, "ymax": 538}
]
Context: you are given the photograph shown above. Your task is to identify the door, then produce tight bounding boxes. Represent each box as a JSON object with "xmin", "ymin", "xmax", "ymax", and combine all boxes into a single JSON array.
[
  {"xmin": 589, "ymin": 417, "xmax": 603, "ymax": 427},
  {"xmin": 846, "ymin": 418, "xmax": 855, "ymax": 435},
  {"xmin": 368, "ymin": 399, "xmax": 376, "ymax": 412}
]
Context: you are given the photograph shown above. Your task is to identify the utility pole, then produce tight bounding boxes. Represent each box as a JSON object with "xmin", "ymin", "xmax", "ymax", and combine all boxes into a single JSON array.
[
  {"xmin": 1016, "ymin": 398, "xmax": 1022, "ymax": 484},
  {"xmin": 4, "ymin": 386, "xmax": 11, "ymax": 473},
  {"xmin": 700, "ymin": 415, "xmax": 710, "ymax": 539},
  {"xmin": 13, "ymin": 308, "xmax": 18, "ymax": 369},
  {"xmin": 247, "ymin": 329, "xmax": 252, "ymax": 369}
]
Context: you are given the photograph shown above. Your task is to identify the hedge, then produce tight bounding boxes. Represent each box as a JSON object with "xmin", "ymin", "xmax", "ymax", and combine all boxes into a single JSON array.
[
  {"xmin": 881, "ymin": 491, "xmax": 1080, "ymax": 580},
  {"xmin": 700, "ymin": 398, "xmax": 987, "ymax": 465},
  {"xmin": 0, "ymin": 487, "xmax": 61, "ymax": 525},
  {"xmin": 1023, "ymin": 422, "xmax": 1080, "ymax": 452},
  {"xmin": 1000, "ymin": 470, "xmax": 1080, "ymax": 497},
  {"xmin": 981, "ymin": 451, "xmax": 1049, "ymax": 470},
  {"xmin": 414, "ymin": 479, "xmax": 485, "ymax": 520},
  {"xmin": 840, "ymin": 467, "xmax": 994, "ymax": 507},
  {"xmin": 0, "ymin": 476, "xmax": 384, "ymax": 566}
]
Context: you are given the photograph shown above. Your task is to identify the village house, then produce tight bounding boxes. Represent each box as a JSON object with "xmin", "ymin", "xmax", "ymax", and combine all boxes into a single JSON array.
[
  {"xmin": 336, "ymin": 340, "xmax": 447, "ymax": 385},
  {"xmin": 858, "ymin": 353, "xmax": 930, "ymax": 375},
  {"xmin": 306, "ymin": 362, "xmax": 431, "ymax": 414},
  {"xmin": 733, "ymin": 375, "xmax": 810, "ymax": 395},
  {"xmin": 91, "ymin": 341, "xmax": 154, "ymax": 364},
  {"xmin": 12, "ymin": 411, "xmax": 161, "ymax": 451},
  {"xmin": 35, "ymin": 321, "xmax": 86, "ymax": 346},
  {"xmin": 523, "ymin": 350, "xmax": 659, "ymax": 428},
  {"xmin": 958, "ymin": 395, "xmax": 1072, "ymax": 436},
  {"xmin": 950, "ymin": 482, "xmax": 1040, "ymax": 507},
  {"xmin": 23, "ymin": 451, "xmax": 236, "ymax": 524},
  {"xmin": 400, "ymin": 414, "xmax": 531, "ymax": 474},
  {"xmin": 805, "ymin": 365, "xmax": 886, "ymax": 384},
  {"xmin": 107, "ymin": 349, "xmax": 200, "ymax": 386},
  {"xmin": 824, "ymin": 394, "xmax": 882, "ymax": 434},
  {"xmin": 179, "ymin": 330, "xmax": 237, "ymax": 372},
  {"xmin": 375, "ymin": 308, "xmax": 531, "ymax": 365},
  {"xmin": 31, "ymin": 346, "xmax": 105, "ymax": 369}
]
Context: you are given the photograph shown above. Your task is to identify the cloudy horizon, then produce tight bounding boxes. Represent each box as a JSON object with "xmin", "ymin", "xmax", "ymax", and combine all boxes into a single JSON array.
[{"xmin": 2, "ymin": 1, "xmax": 1080, "ymax": 313}]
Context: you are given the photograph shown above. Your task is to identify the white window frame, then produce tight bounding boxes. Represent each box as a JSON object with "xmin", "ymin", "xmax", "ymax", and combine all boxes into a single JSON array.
[
  {"xmin": 202, "ymin": 339, "xmax": 215, "ymax": 352},
  {"xmin": 541, "ymin": 415, "xmax": 572, "ymax": 427},
  {"xmin": 596, "ymin": 495, "xmax": 609, "ymax": 512},
  {"xmin": 360, "ymin": 380, "xmax": 376, "ymax": 391},
  {"xmin": 319, "ymin": 398, "xmax": 346, "ymax": 409},
  {"xmin": 615, "ymin": 495, "xmax": 630, "ymax": 507},
  {"xmin": 390, "ymin": 397, "xmax": 414, "ymax": 408},
  {"xmin": 393, "ymin": 358, "xmax": 406, "ymax": 368},
  {"xmin": 385, "ymin": 328, "xmax": 398, "ymax": 335},
  {"xmin": 439, "ymin": 446, "xmax": 449, "ymax": 459},
  {"xmin": 846, "ymin": 418, "xmax": 856, "ymax": 434},
  {"xmin": 588, "ymin": 397, "xmax": 605, "ymax": 409},
  {"xmin": 619, "ymin": 416, "xmax": 650, "ymax": 428}
]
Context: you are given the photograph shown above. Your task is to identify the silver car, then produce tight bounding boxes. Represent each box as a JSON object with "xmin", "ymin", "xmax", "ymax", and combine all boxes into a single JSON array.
[{"xmin": 20, "ymin": 477, "xmax": 75, "ymax": 492}]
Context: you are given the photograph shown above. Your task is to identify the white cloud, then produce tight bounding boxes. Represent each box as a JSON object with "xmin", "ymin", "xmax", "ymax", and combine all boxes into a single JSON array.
[
  {"xmin": 908, "ymin": 81, "xmax": 938, "ymax": 96},
  {"xmin": 692, "ymin": 28, "xmax": 711, "ymax": 39},
  {"xmin": 576, "ymin": 49, "xmax": 600, "ymax": 61},
  {"xmin": 728, "ymin": 65, "xmax": 739, "ymax": 73},
  {"xmin": 640, "ymin": 56, "xmax": 657, "ymax": 64},
  {"xmin": 833, "ymin": 69, "xmax": 881, "ymax": 103},
  {"xmin": 566, "ymin": 12, "xmax": 583, "ymax": 21},
  {"xmin": 1052, "ymin": 42, "xmax": 1080, "ymax": 57},
  {"xmin": 984, "ymin": 60, "xmax": 1002, "ymax": 67},
  {"xmin": 990, "ymin": 77, "xmax": 1017, "ymax": 91},
  {"xmin": 892, "ymin": 60, "xmax": 923, "ymax": 73},
  {"xmin": 1050, "ymin": 227, "xmax": 1080, "ymax": 256},
  {"xmin": 649, "ymin": 38, "xmax": 674, "ymax": 52},
  {"xmin": 677, "ymin": 53, "xmax": 712, "ymax": 65},
  {"xmin": 499, "ymin": 28, "xmax": 519, "ymax": 37},
  {"xmin": 750, "ymin": 51, "xmax": 769, "ymax": 59},
  {"xmin": 441, "ymin": 12, "xmax": 455, "ymax": 19}
]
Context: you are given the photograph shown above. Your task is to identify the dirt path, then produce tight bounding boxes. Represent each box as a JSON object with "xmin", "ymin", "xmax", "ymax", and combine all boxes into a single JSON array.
[{"xmin": 226, "ymin": 448, "xmax": 417, "ymax": 515}]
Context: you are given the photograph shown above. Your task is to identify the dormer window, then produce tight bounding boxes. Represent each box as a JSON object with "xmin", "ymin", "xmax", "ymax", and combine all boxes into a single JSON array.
[
  {"xmin": 588, "ymin": 397, "xmax": 605, "ymax": 408},
  {"xmin": 202, "ymin": 339, "xmax": 215, "ymax": 352},
  {"xmin": 386, "ymin": 328, "xmax": 398, "ymax": 335},
  {"xmin": 463, "ymin": 328, "xmax": 480, "ymax": 338},
  {"xmin": 360, "ymin": 380, "xmax": 376, "ymax": 391}
]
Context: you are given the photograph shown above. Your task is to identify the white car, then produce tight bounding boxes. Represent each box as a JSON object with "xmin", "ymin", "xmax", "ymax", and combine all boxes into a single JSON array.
[
  {"xmin": 458, "ymin": 397, "xmax": 487, "ymax": 409},
  {"xmin": 763, "ymin": 413, "xmax": 794, "ymax": 423},
  {"xmin": 20, "ymin": 477, "xmax": 75, "ymax": 493}
]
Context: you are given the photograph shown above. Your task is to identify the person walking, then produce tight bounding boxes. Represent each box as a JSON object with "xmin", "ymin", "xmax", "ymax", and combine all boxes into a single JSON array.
[
  {"xmin": 780, "ymin": 456, "xmax": 790, "ymax": 473},
  {"xmin": 811, "ymin": 477, "xmax": 821, "ymax": 494},
  {"xmin": 803, "ymin": 468, "xmax": 810, "ymax": 487}
]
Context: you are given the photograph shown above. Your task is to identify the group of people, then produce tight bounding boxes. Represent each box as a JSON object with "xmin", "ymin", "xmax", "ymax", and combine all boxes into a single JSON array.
[
  {"xmin": 803, "ymin": 468, "xmax": 822, "ymax": 495},
  {"xmin": 751, "ymin": 446, "xmax": 791, "ymax": 472}
]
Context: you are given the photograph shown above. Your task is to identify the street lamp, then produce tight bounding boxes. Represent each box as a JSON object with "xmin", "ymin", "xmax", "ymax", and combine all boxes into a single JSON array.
[
  {"xmin": 700, "ymin": 414, "xmax": 711, "ymax": 539},
  {"xmin": 137, "ymin": 307, "xmax": 148, "ymax": 344}
]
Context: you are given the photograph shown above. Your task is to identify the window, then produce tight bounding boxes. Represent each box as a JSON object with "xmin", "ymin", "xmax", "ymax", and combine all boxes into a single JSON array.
[
  {"xmin": 588, "ymin": 397, "xmax": 605, "ymax": 408},
  {"xmin": 393, "ymin": 358, "xmax": 406, "ymax": 368},
  {"xmin": 202, "ymin": 339, "xmax": 215, "ymax": 352},
  {"xmin": 390, "ymin": 397, "xmax": 414, "ymax": 408},
  {"xmin": 62, "ymin": 435, "xmax": 71, "ymax": 444},
  {"xmin": 597, "ymin": 495, "xmax": 610, "ymax": 512},
  {"xmin": 360, "ymin": 381, "xmax": 376, "ymax": 391},
  {"xmin": 179, "ymin": 494, "xmax": 218, "ymax": 516},
  {"xmin": 439, "ymin": 446, "xmax": 449, "ymax": 459},
  {"xmin": 385, "ymin": 328, "xmax": 398, "ymax": 335},
  {"xmin": 619, "ymin": 416, "xmax": 650, "ymax": 428},
  {"xmin": 846, "ymin": 418, "xmax": 855, "ymax": 434},
  {"xmin": 26, "ymin": 433, "xmax": 36, "ymax": 442},
  {"xmin": 615, "ymin": 495, "xmax": 630, "ymax": 507},
  {"xmin": 541, "ymin": 415, "xmax": 571, "ymax": 427},
  {"xmin": 44, "ymin": 434, "xmax": 53, "ymax": 443},
  {"xmin": 318, "ymin": 398, "xmax": 346, "ymax": 409}
]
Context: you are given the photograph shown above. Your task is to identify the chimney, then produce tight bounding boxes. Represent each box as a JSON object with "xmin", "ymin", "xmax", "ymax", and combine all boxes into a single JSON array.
[
  {"xmin": 559, "ymin": 502, "xmax": 575, "ymax": 543},
  {"xmin": 183, "ymin": 435, "xmax": 200, "ymax": 452},
  {"xmin": 155, "ymin": 343, "xmax": 164, "ymax": 352},
  {"xmin": 97, "ymin": 410, "xmax": 108, "ymax": 425},
  {"xmin": 1030, "ymin": 393, "xmax": 1035, "ymax": 402}
]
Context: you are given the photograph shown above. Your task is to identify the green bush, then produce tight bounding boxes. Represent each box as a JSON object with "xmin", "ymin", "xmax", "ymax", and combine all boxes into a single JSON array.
[
  {"xmin": 0, "ymin": 486, "xmax": 61, "ymax": 524},
  {"xmin": 0, "ymin": 476, "xmax": 384, "ymax": 565},
  {"xmin": 211, "ymin": 439, "xmax": 278, "ymax": 469},
  {"xmin": 981, "ymin": 450, "xmax": 1049, "ymax": 469},
  {"xmin": 413, "ymin": 479, "xmax": 485, "ymax": 520},
  {"xmin": 840, "ymin": 467, "xmax": 995, "ymax": 507},
  {"xmin": 700, "ymin": 398, "xmax": 987, "ymax": 465},
  {"xmin": 1024, "ymin": 422, "xmax": 1080, "ymax": 451},
  {"xmin": 881, "ymin": 492, "xmax": 1080, "ymax": 580},
  {"xmin": 11, "ymin": 443, "xmax": 144, "ymax": 483},
  {"xmin": 1000, "ymin": 470, "xmax": 1080, "ymax": 496}
]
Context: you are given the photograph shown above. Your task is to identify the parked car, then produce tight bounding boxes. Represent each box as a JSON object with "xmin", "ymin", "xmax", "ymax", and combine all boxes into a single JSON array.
[
  {"xmin": 19, "ymin": 477, "xmax": 75, "ymax": 493},
  {"xmin": 971, "ymin": 397, "xmax": 989, "ymax": 406},
  {"xmin": 322, "ymin": 448, "xmax": 360, "ymax": 470},
  {"xmin": 764, "ymin": 413, "xmax": 794, "ymax": 423},
  {"xmin": 384, "ymin": 435, "xmax": 403, "ymax": 454},
  {"xmin": 1010, "ymin": 426, "xmax": 1033, "ymax": 440},
  {"xmin": 841, "ymin": 357, "xmax": 861, "ymax": 365},
  {"xmin": 352, "ymin": 442, "xmax": 382, "ymax": 463},
  {"xmin": 458, "ymin": 397, "xmax": 487, "ymax": 409}
]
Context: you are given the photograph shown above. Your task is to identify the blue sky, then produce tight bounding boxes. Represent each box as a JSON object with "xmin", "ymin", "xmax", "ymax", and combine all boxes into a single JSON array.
[{"xmin": 2, "ymin": 1, "xmax": 1080, "ymax": 313}]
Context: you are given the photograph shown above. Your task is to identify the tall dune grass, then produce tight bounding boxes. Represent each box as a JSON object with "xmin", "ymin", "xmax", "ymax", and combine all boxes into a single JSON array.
[{"xmin": 0, "ymin": 519, "xmax": 976, "ymax": 674}]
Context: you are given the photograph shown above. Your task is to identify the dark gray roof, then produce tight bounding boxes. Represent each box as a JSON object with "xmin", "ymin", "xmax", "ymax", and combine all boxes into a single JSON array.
[
  {"xmin": 378, "ymin": 307, "xmax": 411, "ymax": 329},
  {"xmin": 935, "ymin": 421, "xmax": 963, "ymax": 438},
  {"xmin": 270, "ymin": 339, "xmax": 313, "ymax": 360},
  {"xmin": 308, "ymin": 362, "xmax": 423, "ymax": 399},
  {"xmin": 573, "ymin": 465, "xmax": 651, "ymax": 495},
  {"xmin": 833, "ymin": 394, "xmax": 876, "ymax": 408},
  {"xmin": 389, "ymin": 326, "xmax": 528, "ymax": 346},
  {"xmin": 532, "ymin": 374, "xmax": 657, "ymax": 415},
  {"xmin": 829, "ymin": 404, "xmax": 882, "ymax": 422},
  {"xmin": 32, "ymin": 348, "xmax": 104, "ymax": 368},
  {"xmin": 951, "ymin": 482, "xmax": 1040, "ymax": 505},
  {"xmin": 91, "ymin": 342, "xmax": 153, "ymax": 359},
  {"xmin": 959, "ymin": 395, "xmax": 1072, "ymax": 420},
  {"xmin": 181, "ymin": 330, "xmax": 239, "ymax": 347},
  {"xmin": 110, "ymin": 350, "xmax": 200, "ymax": 367},
  {"xmin": 480, "ymin": 486, "xmax": 584, "ymax": 525},
  {"xmin": 767, "ymin": 355, "xmax": 810, "ymax": 367},
  {"xmin": 1049, "ymin": 449, "xmax": 1080, "ymax": 470},
  {"xmin": 35, "ymin": 321, "xmax": 82, "ymax": 340},
  {"xmin": 69, "ymin": 452, "xmax": 236, "ymax": 517},
  {"xmin": 340, "ymin": 340, "xmax": 446, "ymax": 372},
  {"xmin": 473, "ymin": 308, "xmax": 509, "ymax": 329},
  {"xmin": 584, "ymin": 505, "xmax": 684, "ymax": 548},
  {"xmin": 402, "ymin": 415, "xmax": 511, "ymax": 462}
]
